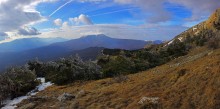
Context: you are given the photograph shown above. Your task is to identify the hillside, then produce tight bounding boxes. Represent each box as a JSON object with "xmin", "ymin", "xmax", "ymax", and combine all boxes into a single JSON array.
[
  {"xmin": 168, "ymin": 8, "xmax": 220, "ymax": 46},
  {"xmin": 17, "ymin": 47, "xmax": 220, "ymax": 109}
]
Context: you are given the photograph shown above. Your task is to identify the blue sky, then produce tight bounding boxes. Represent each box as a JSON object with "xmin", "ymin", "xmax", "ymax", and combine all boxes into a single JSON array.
[{"xmin": 0, "ymin": 0, "xmax": 219, "ymax": 43}]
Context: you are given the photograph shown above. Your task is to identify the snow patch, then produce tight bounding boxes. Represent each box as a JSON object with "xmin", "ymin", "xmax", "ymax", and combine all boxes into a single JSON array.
[
  {"xmin": 2, "ymin": 78, "xmax": 53, "ymax": 109},
  {"xmin": 178, "ymin": 37, "xmax": 184, "ymax": 42},
  {"xmin": 193, "ymin": 27, "xmax": 197, "ymax": 31},
  {"xmin": 168, "ymin": 40, "xmax": 174, "ymax": 45}
]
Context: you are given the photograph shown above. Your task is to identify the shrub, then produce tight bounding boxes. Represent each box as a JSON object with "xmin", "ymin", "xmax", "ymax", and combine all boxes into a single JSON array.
[
  {"xmin": 28, "ymin": 59, "xmax": 44, "ymax": 77},
  {"xmin": 208, "ymin": 36, "xmax": 220, "ymax": 49},
  {"xmin": 41, "ymin": 55, "xmax": 102, "ymax": 85},
  {"xmin": 167, "ymin": 39, "xmax": 188, "ymax": 58},
  {"xmin": 0, "ymin": 66, "xmax": 38, "ymax": 106},
  {"xmin": 101, "ymin": 56, "xmax": 135, "ymax": 77},
  {"xmin": 4, "ymin": 67, "xmax": 38, "ymax": 98}
]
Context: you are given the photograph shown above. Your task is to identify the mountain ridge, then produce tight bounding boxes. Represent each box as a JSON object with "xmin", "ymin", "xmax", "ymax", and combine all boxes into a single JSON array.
[{"xmin": 0, "ymin": 35, "xmax": 149, "ymax": 71}]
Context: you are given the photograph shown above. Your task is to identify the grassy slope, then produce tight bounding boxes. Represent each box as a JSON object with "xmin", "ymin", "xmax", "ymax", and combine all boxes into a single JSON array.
[{"xmin": 17, "ymin": 47, "xmax": 220, "ymax": 109}]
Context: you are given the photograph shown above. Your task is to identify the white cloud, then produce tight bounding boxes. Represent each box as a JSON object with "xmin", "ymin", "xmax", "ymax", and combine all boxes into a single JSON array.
[
  {"xmin": 0, "ymin": 23, "xmax": 187, "ymax": 43},
  {"xmin": 114, "ymin": 0, "xmax": 171, "ymax": 23},
  {"xmin": 18, "ymin": 27, "xmax": 41, "ymax": 36},
  {"xmin": 61, "ymin": 21, "xmax": 71, "ymax": 29},
  {"xmin": 114, "ymin": 0, "xmax": 220, "ymax": 22},
  {"xmin": 54, "ymin": 19, "xmax": 63, "ymax": 26},
  {"xmin": 0, "ymin": 0, "xmax": 57, "ymax": 33},
  {"xmin": 0, "ymin": 32, "xmax": 9, "ymax": 41},
  {"xmin": 69, "ymin": 14, "xmax": 93, "ymax": 25}
]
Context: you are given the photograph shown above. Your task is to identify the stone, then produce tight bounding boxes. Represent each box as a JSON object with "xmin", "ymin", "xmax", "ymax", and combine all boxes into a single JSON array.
[
  {"xmin": 138, "ymin": 97, "xmax": 160, "ymax": 104},
  {"xmin": 76, "ymin": 90, "xmax": 85, "ymax": 98},
  {"xmin": 57, "ymin": 93, "xmax": 75, "ymax": 102}
]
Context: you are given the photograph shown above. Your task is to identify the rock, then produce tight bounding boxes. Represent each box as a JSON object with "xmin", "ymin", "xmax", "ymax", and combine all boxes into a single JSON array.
[
  {"xmin": 76, "ymin": 90, "xmax": 85, "ymax": 98},
  {"xmin": 57, "ymin": 93, "xmax": 75, "ymax": 102},
  {"xmin": 138, "ymin": 97, "xmax": 161, "ymax": 109},
  {"xmin": 17, "ymin": 103, "xmax": 36, "ymax": 109},
  {"xmin": 138, "ymin": 97, "xmax": 160, "ymax": 104}
]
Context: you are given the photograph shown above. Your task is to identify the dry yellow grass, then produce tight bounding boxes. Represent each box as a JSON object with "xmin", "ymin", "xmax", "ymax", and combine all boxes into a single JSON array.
[
  {"xmin": 17, "ymin": 47, "xmax": 220, "ymax": 109},
  {"xmin": 205, "ymin": 8, "xmax": 220, "ymax": 30}
]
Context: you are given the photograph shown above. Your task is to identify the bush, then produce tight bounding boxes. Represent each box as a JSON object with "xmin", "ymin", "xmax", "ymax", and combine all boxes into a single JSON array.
[
  {"xmin": 167, "ymin": 39, "xmax": 187, "ymax": 58},
  {"xmin": 101, "ymin": 56, "xmax": 135, "ymax": 77},
  {"xmin": 40, "ymin": 55, "xmax": 102, "ymax": 85},
  {"xmin": 208, "ymin": 36, "xmax": 220, "ymax": 49},
  {"xmin": 0, "ymin": 66, "xmax": 38, "ymax": 106},
  {"xmin": 28, "ymin": 59, "xmax": 44, "ymax": 77},
  {"xmin": 4, "ymin": 67, "xmax": 38, "ymax": 98}
]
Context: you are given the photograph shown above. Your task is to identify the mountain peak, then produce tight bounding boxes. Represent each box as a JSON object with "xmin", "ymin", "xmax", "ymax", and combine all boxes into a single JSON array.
[
  {"xmin": 169, "ymin": 8, "xmax": 220, "ymax": 45},
  {"xmin": 80, "ymin": 34, "xmax": 111, "ymax": 39},
  {"xmin": 205, "ymin": 8, "xmax": 220, "ymax": 30}
]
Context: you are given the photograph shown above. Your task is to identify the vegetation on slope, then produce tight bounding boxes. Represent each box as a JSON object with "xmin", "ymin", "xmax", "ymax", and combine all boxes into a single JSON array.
[
  {"xmin": 26, "ymin": 39, "xmax": 188, "ymax": 86},
  {"xmin": 28, "ymin": 55, "xmax": 101, "ymax": 85},
  {"xmin": 97, "ymin": 39, "xmax": 188, "ymax": 77},
  {"xmin": 16, "ymin": 47, "xmax": 220, "ymax": 109}
]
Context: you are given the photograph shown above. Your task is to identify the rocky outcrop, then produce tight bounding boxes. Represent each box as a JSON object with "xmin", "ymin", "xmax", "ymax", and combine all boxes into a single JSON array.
[
  {"xmin": 205, "ymin": 8, "xmax": 220, "ymax": 30},
  {"xmin": 57, "ymin": 93, "xmax": 75, "ymax": 102}
]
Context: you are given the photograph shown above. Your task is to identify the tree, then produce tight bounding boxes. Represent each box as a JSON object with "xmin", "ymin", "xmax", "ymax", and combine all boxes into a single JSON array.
[{"xmin": 28, "ymin": 58, "xmax": 44, "ymax": 77}]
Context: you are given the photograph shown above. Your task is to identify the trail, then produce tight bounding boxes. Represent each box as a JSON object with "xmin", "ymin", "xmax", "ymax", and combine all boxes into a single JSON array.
[{"xmin": 2, "ymin": 78, "xmax": 53, "ymax": 109}]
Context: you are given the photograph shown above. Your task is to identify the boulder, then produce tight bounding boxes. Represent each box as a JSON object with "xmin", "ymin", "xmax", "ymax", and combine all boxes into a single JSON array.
[
  {"xmin": 57, "ymin": 93, "xmax": 75, "ymax": 102},
  {"xmin": 76, "ymin": 90, "xmax": 85, "ymax": 98}
]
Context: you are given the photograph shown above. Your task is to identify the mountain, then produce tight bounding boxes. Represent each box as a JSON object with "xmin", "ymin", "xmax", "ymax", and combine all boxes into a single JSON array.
[
  {"xmin": 0, "ymin": 47, "xmax": 104, "ymax": 71},
  {"xmin": 0, "ymin": 37, "xmax": 67, "ymax": 52},
  {"xmin": 0, "ymin": 35, "xmax": 148, "ymax": 71},
  {"xmin": 168, "ymin": 8, "xmax": 220, "ymax": 45},
  {"xmin": 48, "ymin": 34, "xmax": 148, "ymax": 50}
]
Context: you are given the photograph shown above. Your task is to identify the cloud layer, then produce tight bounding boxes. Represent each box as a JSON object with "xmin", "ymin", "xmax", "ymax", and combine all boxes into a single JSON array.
[
  {"xmin": 38, "ymin": 24, "xmax": 187, "ymax": 41},
  {"xmin": 18, "ymin": 27, "xmax": 41, "ymax": 36},
  {"xmin": 114, "ymin": 0, "xmax": 171, "ymax": 23},
  {"xmin": 114, "ymin": 0, "xmax": 220, "ymax": 22},
  {"xmin": 168, "ymin": 0, "xmax": 220, "ymax": 21},
  {"xmin": 0, "ymin": 0, "xmax": 56, "ymax": 33}
]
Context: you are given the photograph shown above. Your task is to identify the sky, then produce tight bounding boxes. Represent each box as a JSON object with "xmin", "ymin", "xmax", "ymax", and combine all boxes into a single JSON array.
[{"xmin": 0, "ymin": 0, "xmax": 220, "ymax": 43}]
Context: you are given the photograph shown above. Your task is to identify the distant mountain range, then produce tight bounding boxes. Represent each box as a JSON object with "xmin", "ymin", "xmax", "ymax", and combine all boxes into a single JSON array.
[
  {"xmin": 48, "ymin": 34, "xmax": 148, "ymax": 50},
  {"xmin": 0, "ymin": 34, "xmax": 159, "ymax": 71},
  {"xmin": 0, "ymin": 37, "xmax": 67, "ymax": 52}
]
